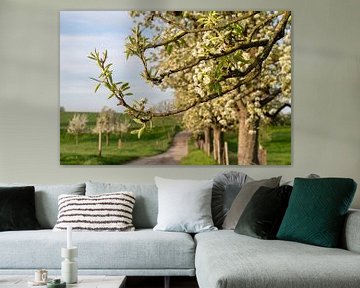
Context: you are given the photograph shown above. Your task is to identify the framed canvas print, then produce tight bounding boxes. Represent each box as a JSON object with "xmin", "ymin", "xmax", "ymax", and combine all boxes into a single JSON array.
[{"xmin": 60, "ymin": 11, "xmax": 291, "ymax": 165}]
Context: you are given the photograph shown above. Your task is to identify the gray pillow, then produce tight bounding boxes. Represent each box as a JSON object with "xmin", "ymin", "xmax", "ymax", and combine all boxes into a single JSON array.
[
  {"xmin": 0, "ymin": 183, "xmax": 85, "ymax": 228},
  {"xmin": 283, "ymin": 173, "xmax": 320, "ymax": 186},
  {"xmin": 153, "ymin": 177, "xmax": 217, "ymax": 233},
  {"xmin": 222, "ymin": 177, "xmax": 281, "ymax": 230},
  {"xmin": 212, "ymin": 171, "xmax": 252, "ymax": 228},
  {"xmin": 86, "ymin": 181, "xmax": 158, "ymax": 229}
]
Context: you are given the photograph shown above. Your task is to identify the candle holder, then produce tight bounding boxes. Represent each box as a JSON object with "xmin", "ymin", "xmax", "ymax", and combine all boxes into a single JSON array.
[{"xmin": 61, "ymin": 247, "xmax": 78, "ymax": 284}]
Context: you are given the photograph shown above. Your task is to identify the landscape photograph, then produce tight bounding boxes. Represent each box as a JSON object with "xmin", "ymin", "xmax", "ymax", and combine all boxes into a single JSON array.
[{"xmin": 60, "ymin": 10, "xmax": 292, "ymax": 165}]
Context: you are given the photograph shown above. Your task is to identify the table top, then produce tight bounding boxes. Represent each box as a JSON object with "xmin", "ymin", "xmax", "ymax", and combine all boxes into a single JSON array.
[{"xmin": 0, "ymin": 275, "xmax": 126, "ymax": 288}]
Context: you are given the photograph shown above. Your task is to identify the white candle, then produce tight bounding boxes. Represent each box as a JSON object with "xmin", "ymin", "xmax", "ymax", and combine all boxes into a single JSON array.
[{"xmin": 67, "ymin": 225, "xmax": 72, "ymax": 249}]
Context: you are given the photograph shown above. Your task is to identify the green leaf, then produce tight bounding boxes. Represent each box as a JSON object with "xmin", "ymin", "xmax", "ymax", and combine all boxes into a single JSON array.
[
  {"xmin": 94, "ymin": 83, "xmax": 101, "ymax": 93},
  {"xmin": 121, "ymin": 83, "xmax": 130, "ymax": 91},
  {"xmin": 233, "ymin": 51, "xmax": 249, "ymax": 64},
  {"xmin": 90, "ymin": 77, "xmax": 102, "ymax": 83},
  {"xmin": 108, "ymin": 74, "xmax": 113, "ymax": 84},
  {"xmin": 165, "ymin": 44, "xmax": 173, "ymax": 55},
  {"xmin": 108, "ymin": 93, "xmax": 115, "ymax": 99},
  {"xmin": 214, "ymin": 82, "xmax": 222, "ymax": 95},
  {"xmin": 233, "ymin": 23, "xmax": 244, "ymax": 35},
  {"xmin": 133, "ymin": 118, "xmax": 143, "ymax": 125},
  {"xmin": 130, "ymin": 129, "xmax": 139, "ymax": 135},
  {"xmin": 137, "ymin": 126, "xmax": 145, "ymax": 139}
]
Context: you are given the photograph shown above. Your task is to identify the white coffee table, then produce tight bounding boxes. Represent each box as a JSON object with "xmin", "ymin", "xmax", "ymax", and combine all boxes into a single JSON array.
[{"xmin": 0, "ymin": 275, "xmax": 126, "ymax": 288}]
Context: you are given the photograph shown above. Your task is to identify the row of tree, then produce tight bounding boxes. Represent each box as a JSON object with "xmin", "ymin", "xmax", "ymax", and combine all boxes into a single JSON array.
[
  {"xmin": 89, "ymin": 11, "xmax": 292, "ymax": 165},
  {"xmin": 67, "ymin": 107, "xmax": 130, "ymax": 156}
]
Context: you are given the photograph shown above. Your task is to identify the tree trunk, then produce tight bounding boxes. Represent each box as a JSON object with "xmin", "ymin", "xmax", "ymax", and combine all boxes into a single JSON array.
[
  {"xmin": 213, "ymin": 127, "xmax": 218, "ymax": 162},
  {"xmin": 213, "ymin": 126, "xmax": 225, "ymax": 165},
  {"xmin": 106, "ymin": 132, "xmax": 109, "ymax": 146},
  {"xmin": 98, "ymin": 131, "xmax": 102, "ymax": 157},
  {"xmin": 258, "ymin": 146, "xmax": 267, "ymax": 165},
  {"xmin": 237, "ymin": 101, "xmax": 260, "ymax": 165},
  {"xmin": 204, "ymin": 127, "xmax": 211, "ymax": 156},
  {"xmin": 224, "ymin": 141, "xmax": 229, "ymax": 165}
]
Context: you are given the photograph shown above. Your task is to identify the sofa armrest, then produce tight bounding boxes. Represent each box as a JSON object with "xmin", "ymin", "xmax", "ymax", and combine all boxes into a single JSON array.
[{"xmin": 342, "ymin": 209, "xmax": 360, "ymax": 253}]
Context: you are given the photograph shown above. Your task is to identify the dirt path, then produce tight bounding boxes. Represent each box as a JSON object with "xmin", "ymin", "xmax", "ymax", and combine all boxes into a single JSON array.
[{"xmin": 127, "ymin": 131, "xmax": 192, "ymax": 165}]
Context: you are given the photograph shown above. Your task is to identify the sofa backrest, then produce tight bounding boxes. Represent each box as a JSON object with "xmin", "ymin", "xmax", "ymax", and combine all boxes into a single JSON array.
[{"xmin": 86, "ymin": 181, "xmax": 158, "ymax": 229}]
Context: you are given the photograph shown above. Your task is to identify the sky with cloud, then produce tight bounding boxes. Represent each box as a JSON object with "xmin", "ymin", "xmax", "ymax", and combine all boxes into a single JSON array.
[{"xmin": 60, "ymin": 11, "xmax": 173, "ymax": 112}]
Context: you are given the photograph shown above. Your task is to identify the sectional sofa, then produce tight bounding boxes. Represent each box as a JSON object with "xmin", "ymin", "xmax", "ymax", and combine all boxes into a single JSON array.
[{"xmin": 0, "ymin": 179, "xmax": 359, "ymax": 288}]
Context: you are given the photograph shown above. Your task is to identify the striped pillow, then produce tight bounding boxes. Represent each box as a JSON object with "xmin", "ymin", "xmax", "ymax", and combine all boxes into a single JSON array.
[{"xmin": 53, "ymin": 192, "xmax": 136, "ymax": 231}]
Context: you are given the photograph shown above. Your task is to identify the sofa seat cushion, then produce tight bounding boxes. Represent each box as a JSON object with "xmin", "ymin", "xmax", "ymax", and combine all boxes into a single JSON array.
[
  {"xmin": 0, "ymin": 229, "xmax": 195, "ymax": 270},
  {"xmin": 195, "ymin": 230, "xmax": 360, "ymax": 288}
]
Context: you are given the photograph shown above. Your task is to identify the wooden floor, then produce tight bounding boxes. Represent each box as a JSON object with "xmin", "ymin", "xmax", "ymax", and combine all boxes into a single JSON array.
[{"xmin": 126, "ymin": 276, "xmax": 199, "ymax": 288}]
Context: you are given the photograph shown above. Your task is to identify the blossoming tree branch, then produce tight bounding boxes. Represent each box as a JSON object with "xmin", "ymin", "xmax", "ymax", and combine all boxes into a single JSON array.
[{"xmin": 89, "ymin": 11, "xmax": 291, "ymax": 164}]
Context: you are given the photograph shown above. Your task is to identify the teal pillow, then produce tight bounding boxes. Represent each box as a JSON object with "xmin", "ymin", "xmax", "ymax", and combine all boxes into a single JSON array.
[{"xmin": 277, "ymin": 178, "xmax": 357, "ymax": 247}]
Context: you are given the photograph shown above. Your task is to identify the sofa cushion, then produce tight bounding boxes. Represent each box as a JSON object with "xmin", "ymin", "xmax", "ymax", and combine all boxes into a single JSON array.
[
  {"xmin": 86, "ymin": 182, "xmax": 158, "ymax": 229},
  {"xmin": 195, "ymin": 230, "xmax": 360, "ymax": 288},
  {"xmin": 0, "ymin": 229, "xmax": 195, "ymax": 272},
  {"xmin": 212, "ymin": 171, "xmax": 251, "ymax": 228},
  {"xmin": 234, "ymin": 185, "xmax": 292, "ymax": 239},
  {"xmin": 153, "ymin": 177, "xmax": 216, "ymax": 233},
  {"xmin": 0, "ymin": 186, "xmax": 40, "ymax": 231},
  {"xmin": 222, "ymin": 177, "xmax": 281, "ymax": 229},
  {"xmin": 342, "ymin": 209, "xmax": 360, "ymax": 253},
  {"xmin": 0, "ymin": 183, "xmax": 85, "ymax": 229},
  {"xmin": 277, "ymin": 178, "xmax": 357, "ymax": 247},
  {"xmin": 53, "ymin": 192, "xmax": 136, "ymax": 232}
]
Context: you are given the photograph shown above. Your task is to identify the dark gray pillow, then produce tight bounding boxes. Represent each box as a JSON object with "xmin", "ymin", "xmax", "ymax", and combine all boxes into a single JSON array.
[
  {"xmin": 222, "ymin": 176, "xmax": 281, "ymax": 230},
  {"xmin": 235, "ymin": 185, "xmax": 292, "ymax": 239},
  {"xmin": 0, "ymin": 186, "xmax": 41, "ymax": 231},
  {"xmin": 212, "ymin": 171, "xmax": 252, "ymax": 228}
]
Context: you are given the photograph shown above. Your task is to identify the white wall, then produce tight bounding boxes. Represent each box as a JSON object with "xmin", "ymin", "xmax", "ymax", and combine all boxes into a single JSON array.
[{"xmin": 0, "ymin": 0, "xmax": 359, "ymax": 208}]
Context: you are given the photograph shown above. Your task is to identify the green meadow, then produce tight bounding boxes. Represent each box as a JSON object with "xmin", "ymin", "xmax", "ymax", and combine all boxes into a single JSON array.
[
  {"xmin": 60, "ymin": 112, "xmax": 291, "ymax": 165},
  {"xmin": 60, "ymin": 112, "xmax": 180, "ymax": 165},
  {"xmin": 181, "ymin": 126, "xmax": 291, "ymax": 165}
]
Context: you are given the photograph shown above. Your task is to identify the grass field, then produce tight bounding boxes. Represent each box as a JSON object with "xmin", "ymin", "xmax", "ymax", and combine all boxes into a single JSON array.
[
  {"xmin": 259, "ymin": 125, "xmax": 291, "ymax": 165},
  {"xmin": 60, "ymin": 112, "xmax": 291, "ymax": 165},
  {"xmin": 180, "ymin": 141, "xmax": 217, "ymax": 165},
  {"xmin": 60, "ymin": 112, "xmax": 180, "ymax": 165},
  {"xmin": 224, "ymin": 125, "xmax": 291, "ymax": 165},
  {"xmin": 184, "ymin": 125, "xmax": 291, "ymax": 165}
]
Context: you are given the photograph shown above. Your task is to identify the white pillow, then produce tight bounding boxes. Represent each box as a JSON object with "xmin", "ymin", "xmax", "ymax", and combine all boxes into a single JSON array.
[
  {"xmin": 53, "ymin": 192, "xmax": 135, "ymax": 232},
  {"xmin": 153, "ymin": 177, "xmax": 217, "ymax": 233}
]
